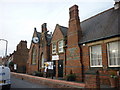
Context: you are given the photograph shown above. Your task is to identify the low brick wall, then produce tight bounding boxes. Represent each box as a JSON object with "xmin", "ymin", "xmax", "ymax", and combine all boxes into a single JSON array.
[{"xmin": 11, "ymin": 72, "xmax": 85, "ymax": 88}]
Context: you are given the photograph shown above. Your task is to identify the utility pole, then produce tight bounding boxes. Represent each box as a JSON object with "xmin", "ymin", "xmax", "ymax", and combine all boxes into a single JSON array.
[{"xmin": 0, "ymin": 39, "xmax": 8, "ymax": 57}]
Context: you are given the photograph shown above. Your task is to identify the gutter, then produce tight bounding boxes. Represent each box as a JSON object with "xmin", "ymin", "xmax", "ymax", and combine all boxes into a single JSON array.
[{"xmin": 79, "ymin": 34, "xmax": 120, "ymax": 45}]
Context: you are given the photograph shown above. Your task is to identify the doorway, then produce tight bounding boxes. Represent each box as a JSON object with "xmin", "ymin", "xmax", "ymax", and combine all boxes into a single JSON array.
[
  {"xmin": 58, "ymin": 60, "xmax": 63, "ymax": 77},
  {"xmin": 53, "ymin": 61, "xmax": 56, "ymax": 76}
]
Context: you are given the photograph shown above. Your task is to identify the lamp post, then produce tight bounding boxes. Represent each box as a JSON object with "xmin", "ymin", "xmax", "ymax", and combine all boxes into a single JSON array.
[{"xmin": 0, "ymin": 39, "xmax": 8, "ymax": 57}]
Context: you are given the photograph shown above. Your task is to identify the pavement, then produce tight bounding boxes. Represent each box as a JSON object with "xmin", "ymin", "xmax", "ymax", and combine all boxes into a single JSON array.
[{"xmin": 11, "ymin": 76, "xmax": 50, "ymax": 88}]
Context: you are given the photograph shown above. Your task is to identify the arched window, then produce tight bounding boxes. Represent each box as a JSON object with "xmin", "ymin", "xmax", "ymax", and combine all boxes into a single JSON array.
[
  {"xmin": 41, "ymin": 54, "xmax": 44, "ymax": 68},
  {"xmin": 31, "ymin": 46, "xmax": 37, "ymax": 64}
]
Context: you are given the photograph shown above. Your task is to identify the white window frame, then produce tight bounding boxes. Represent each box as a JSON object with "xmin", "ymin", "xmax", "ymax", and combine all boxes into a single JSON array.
[
  {"xmin": 90, "ymin": 45, "xmax": 102, "ymax": 67},
  {"xmin": 52, "ymin": 43, "xmax": 56, "ymax": 54},
  {"xmin": 58, "ymin": 40, "xmax": 64, "ymax": 53},
  {"xmin": 107, "ymin": 41, "xmax": 120, "ymax": 67}
]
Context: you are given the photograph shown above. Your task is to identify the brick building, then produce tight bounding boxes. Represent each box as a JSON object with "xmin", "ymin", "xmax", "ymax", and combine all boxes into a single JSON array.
[
  {"xmin": 51, "ymin": 24, "xmax": 68, "ymax": 78},
  {"xmin": 65, "ymin": 3, "xmax": 120, "ymax": 86},
  {"xmin": 50, "ymin": 2, "xmax": 120, "ymax": 86},
  {"xmin": 12, "ymin": 40, "xmax": 29, "ymax": 73},
  {"xmin": 4, "ymin": 40, "xmax": 29, "ymax": 73},
  {"xmin": 26, "ymin": 1, "xmax": 120, "ymax": 87},
  {"xmin": 26, "ymin": 23, "xmax": 52, "ymax": 74}
]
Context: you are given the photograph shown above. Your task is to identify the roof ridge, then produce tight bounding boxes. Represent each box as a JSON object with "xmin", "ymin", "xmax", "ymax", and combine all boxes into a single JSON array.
[
  {"xmin": 37, "ymin": 32, "xmax": 41, "ymax": 34},
  {"xmin": 81, "ymin": 7, "xmax": 114, "ymax": 23},
  {"xmin": 59, "ymin": 25, "xmax": 68, "ymax": 29}
]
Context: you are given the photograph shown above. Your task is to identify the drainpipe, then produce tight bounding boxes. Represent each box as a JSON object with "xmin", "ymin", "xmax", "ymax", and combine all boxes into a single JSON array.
[
  {"xmin": 79, "ymin": 45, "xmax": 84, "ymax": 82},
  {"xmin": 38, "ymin": 45, "xmax": 40, "ymax": 72},
  {"xmin": 64, "ymin": 45, "xmax": 67, "ymax": 76}
]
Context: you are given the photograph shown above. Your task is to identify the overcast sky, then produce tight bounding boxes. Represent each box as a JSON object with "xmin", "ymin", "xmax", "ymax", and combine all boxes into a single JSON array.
[{"xmin": 0, "ymin": 0, "xmax": 115, "ymax": 57}]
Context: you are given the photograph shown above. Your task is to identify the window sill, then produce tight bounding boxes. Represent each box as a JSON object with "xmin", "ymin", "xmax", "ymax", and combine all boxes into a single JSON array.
[
  {"xmin": 31, "ymin": 64, "xmax": 37, "ymax": 65},
  {"xmin": 58, "ymin": 51, "xmax": 64, "ymax": 54},
  {"xmin": 90, "ymin": 66, "xmax": 103, "ymax": 67},
  {"xmin": 108, "ymin": 65, "xmax": 120, "ymax": 67},
  {"xmin": 52, "ymin": 52, "xmax": 57, "ymax": 54}
]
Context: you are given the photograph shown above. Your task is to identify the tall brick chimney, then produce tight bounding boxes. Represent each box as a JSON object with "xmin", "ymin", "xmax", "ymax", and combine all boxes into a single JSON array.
[
  {"xmin": 66, "ymin": 5, "xmax": 83, "ymax": 81},
  {"xmin": 42, "ymin": 23, "xmax": 47, "ymax": 33},
  {"xmin": 68, "ymin": 5, "xmax": 82, "ymax": 46}
]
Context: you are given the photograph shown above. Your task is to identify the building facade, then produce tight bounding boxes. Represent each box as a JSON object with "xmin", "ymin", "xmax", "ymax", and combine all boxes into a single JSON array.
[
  {"xmin": 4, "ymin": 40, "xmax": 29, "ymax": 73},
  {"xmin": 26, "ymin": 2, "xmax": 120, "ymax": 86},
  {"xmin": 26, "ymin": 23, "xmax": 52, "ymax": 74},
  {"xmin": 51, "ymin": 24, "xmax": 68, "ymax": 78},
  {"xmin": 13, "ymin": 40, "xmax": 29, "ymax": 73}
]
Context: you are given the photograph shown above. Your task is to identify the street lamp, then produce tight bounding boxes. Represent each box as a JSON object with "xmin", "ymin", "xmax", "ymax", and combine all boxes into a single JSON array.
[{"xmin": 0, "ymin": 39, "xmax": 8, "ymax": 57}]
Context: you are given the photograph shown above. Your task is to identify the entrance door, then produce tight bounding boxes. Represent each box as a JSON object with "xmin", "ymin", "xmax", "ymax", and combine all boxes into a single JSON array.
[
  {"xmin": 58, "ymin": 60, "xmax": 63, "ymax": 77},
  {"xmin": 53, "ymin": 61, "xmax": 56, "ymax": 76}
]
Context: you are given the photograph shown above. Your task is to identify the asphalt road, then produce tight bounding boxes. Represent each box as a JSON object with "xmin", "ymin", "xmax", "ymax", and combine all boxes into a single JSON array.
[{"xmin": 11, "ymin": 76, "xmax": 50, "ymax": 88}]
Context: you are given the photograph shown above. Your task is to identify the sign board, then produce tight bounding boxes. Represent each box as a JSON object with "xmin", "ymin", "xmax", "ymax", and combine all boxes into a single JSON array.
[{"xmin": 52, "ymin": 55, "xmax": 59, "ymax": 60}]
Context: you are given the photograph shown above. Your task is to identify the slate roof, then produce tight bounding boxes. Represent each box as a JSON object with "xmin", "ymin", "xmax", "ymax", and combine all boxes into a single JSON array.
[
  {"xmin": 79, "ymin": 7, "xmax": 120, "ymax": 44},
  {"xmin": 35, "ymin": 32, "xmax": 41, "ymax": 44},
  {"xmin": 46, "ymin": 34, "xmax": 52, "ymax": 45},
  {"xmin": 59, "ymin": 25, "xmax": 68, "ymax": 37},
  {"xmin": 36, "ymin": 32, "xmax": 41, "ymax": 40}
]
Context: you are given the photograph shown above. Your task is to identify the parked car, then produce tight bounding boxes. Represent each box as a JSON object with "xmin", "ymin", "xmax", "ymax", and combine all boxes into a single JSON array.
[{"xmin": 0, "ymin": 65, "xmax": 11, "ymax": 89}]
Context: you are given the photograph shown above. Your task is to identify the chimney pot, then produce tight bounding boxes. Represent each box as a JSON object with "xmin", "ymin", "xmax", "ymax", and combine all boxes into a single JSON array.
[
  {"xmin": 114, "ymin": 1, "xmax": 120, "ymax": 9},
  {"xmin": 69, "ymin": 5, "xmax": 79, "ymax": 20},
  {"xmin": 34, "ymin": 27, "xmax": 37, "ymax": 31}
]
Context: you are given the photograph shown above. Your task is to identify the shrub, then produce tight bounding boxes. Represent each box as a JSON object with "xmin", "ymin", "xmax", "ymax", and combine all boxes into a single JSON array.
[
  {"xmin": 9, "ymin": 61, "xmax": 14, "ymax": 66},
  {"xmin": 66, "ymin": 73, "xmax": 76, "ymax": 81},
  {"xmin": 32, "ymin": 71, "xmax": 43, "ymax": 77}
]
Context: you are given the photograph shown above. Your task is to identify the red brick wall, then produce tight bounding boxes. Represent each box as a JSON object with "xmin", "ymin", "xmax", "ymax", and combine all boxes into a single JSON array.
[
  {"xmin": 85, "ymin": 73, "xmax": 100, "ymax": 88},
  {"xmin": 27, "ymin": 24, "xmax": 51, "ymax": 74},
  {"xmin": 80, "ymin": 40, "xmax": 120, "ymax": 86},
  {"xmin": 81, "ymin": 45, "xmax": 90, "ymax": 81},
  {"xmin": 13, "ymin": 41, "xmax": 29, "ymax": 73},
  {"xmin": 26, "ymin": 44, "xmax": 39, "ymax": 74},
  {"xmin": 101, "ymin": 43, "xmax": 108, "ymax": 69}
]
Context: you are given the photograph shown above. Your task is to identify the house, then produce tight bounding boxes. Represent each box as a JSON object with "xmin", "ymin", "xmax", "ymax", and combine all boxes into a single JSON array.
[{"xmin": 12, "ymin": 40, "xmax": 29, "ymax": 73}]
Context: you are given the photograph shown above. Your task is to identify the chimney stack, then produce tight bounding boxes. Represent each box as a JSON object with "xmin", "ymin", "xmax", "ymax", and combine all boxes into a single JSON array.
[
  {"xmin": 68, "ymin": 5, "xmax": 82, "ymax": 46},
  {"xmin": 42, "ymin": 23, "xmax": 47, "ymax": 33},
  {"xmin": 66, "ymin": 5, "xmax": 83, "ymax": 81},
  {"xmin": 69, "ymin": 5, "xmax": 79, "ymax": 20},
  {"xmin": 114, "ymin": 0, "xmax": 120, "ymax": 9}
]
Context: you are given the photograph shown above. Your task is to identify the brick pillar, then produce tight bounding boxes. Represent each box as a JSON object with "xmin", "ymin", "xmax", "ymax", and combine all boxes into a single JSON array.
[
  {"xmin": 56, "ymin": 60, "xmax": 58, "ymax": 79},
  {"xmin": 85, "ymin": 70, "xmax": 100, "ymax": 89},
  {"xmin": 102, "ymin": 43, "xmax": 108, "ymax": 70},
  {"xmin": 66, "ymin": 5, "xmax": 83, "ymax": 81}
]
